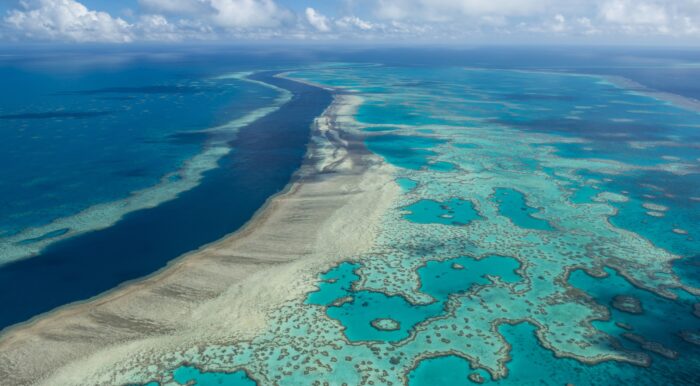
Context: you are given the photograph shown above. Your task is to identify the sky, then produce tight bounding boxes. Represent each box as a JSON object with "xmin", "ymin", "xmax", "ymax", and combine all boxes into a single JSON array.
[{"xmin": 1, "ymin": 0, "xmax": 700, "ymax": 44}]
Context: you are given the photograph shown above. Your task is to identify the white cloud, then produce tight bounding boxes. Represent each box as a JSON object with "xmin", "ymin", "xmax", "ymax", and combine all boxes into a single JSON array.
[
  {"xmin": 4, "ymin": 0, "xmax": 132, "ymax": 42},
  {"xmin": 595, "ymin": 0, "xmax": 700, "ymax": 36},
  {"xmin": 3, "ymin": 0, "xmax": 700, "ymax": 43},
  {"xmin": 600, "ymin": 0, "xmax": 668, "ymax": 26},
  {"xmin": 368, "ymin": 0, "xmax": 700, "ymax": 40},
  {"xmin": 336, "ymin": 16, "xmax": 374, "ymax": 31},
  {"xmin": 305, "ymin": 7, "xmax": 331, "ymax": 32},
  {"xmin": 551, "ymin": 14, "xmax": 566, "ymax": 32},
  {"xmin": 208, "ymin": 0, "xmax": 291, "ymax": 29},
  {"xmin": 375, "ymin": 0, "xmax": 554, "ymax": 21},
  {"xmin": 2, "ymin": 0, "xmax": 293, "ymax": 42},
  {"xmin": 141, "ymin": 0, "xmax": 293, "ymax": 29},
  {"xmin": 134, "ymin": 14, "xmax": 214, "ymax": 41}
]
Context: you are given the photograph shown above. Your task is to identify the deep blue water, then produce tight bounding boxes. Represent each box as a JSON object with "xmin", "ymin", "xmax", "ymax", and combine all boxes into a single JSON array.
[
  {"xmin": 0, "ymin": 72, "xmax": 331, "ymax": 330},
  {"xmin": 0, "ymin": 63, "xmax": 275, "ymax": 239}
]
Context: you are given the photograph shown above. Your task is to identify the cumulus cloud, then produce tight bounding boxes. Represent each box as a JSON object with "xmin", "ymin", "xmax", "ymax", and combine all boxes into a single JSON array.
[
  {"xmin": 142, "ymin": 0, "xmax": 293, "ymax": 29},
  {"xmin": 303, "ymin": 7, "xmax": 377, "ymax": 34},
  {"xmin": 305, "ymin": 7, "xmax": 331, "ymax": 32},
  {"xmin": 2, "ymin": 0, "xmax": 700, "ymax": 42},
  {"xmin": 370, "ymin": 0, "xmax": 700, "ymax": 40},
  {"xmin": 4, "ymin": 0, "xmax": 132, "ymax": 42},
  {"xmin": 134, "ymin": 14, "xmax": 214, "ymax": 41},
  {"xmin": 2, "ymin": 0, "xmax": 293, "ymax": 42},
  {"xmin": 208, "ymin": 0, "xmax": 291, "ymax": 29}
]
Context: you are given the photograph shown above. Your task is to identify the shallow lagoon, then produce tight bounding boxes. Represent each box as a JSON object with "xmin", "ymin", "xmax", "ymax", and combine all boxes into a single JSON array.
[{"xmin": 402, "ymin": 198, "xmax": 480, "ymax": 226}]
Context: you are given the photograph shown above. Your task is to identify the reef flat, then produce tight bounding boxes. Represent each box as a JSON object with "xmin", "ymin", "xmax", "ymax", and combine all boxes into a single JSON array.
[{"xmin": 3, "ymin": 64, "xmax": 700, "ymax": 385}]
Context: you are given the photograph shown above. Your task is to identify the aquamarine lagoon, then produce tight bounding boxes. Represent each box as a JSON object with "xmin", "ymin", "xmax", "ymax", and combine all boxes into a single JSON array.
[{"xmin": 1, "ymin": 49, "xmax": 700, "ymax": 385}]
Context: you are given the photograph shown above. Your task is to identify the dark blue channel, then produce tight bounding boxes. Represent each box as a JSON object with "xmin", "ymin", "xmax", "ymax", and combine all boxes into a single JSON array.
[{"xmin": 0, "ymin": 72, "xmax": 332, "ymax": 331}]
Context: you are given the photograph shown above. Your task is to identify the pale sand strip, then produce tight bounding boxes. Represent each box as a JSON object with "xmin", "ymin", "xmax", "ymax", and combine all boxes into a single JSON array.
[{"xmin": 0, "ymin": 92, "xmax": 398, "ymax": 385}]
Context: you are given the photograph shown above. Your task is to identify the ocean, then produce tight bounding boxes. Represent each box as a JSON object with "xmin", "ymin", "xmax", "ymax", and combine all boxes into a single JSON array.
[
  {"xmin": 2, "ymin": 47, "xmax": 700, "ymax": 384},
  {"xmin": 0, "ymin": 50, "xmax": 331, "ymax": 330},
  {"xmin": 130, "ymin": 49, "xmax": 700, "ymax": 385}
]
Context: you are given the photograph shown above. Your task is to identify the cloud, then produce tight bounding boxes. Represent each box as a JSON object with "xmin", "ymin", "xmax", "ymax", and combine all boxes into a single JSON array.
[
  {"xmin": 142, "ymin": 0, "xmax": 294, "ymax": 29},
  {"xmin": 303, "ymin": 7, "xmax": 377, "ymax": 34},
  {"xmin": 134, "ymin": 14, "xmax": 214, "ymax": 41},
  {"xmin": 208, "ymin": 0, "xmax": 291, "ymax": 29},
  {"xmin": 336, "ymin": 16, "xmax": 374, "ymax": 31},
  {"xmin": 595, "ymin": 0, "xmax": 700, "ymax": 36},
  {"xmin": 4, "ymin": 0, "xmax": 132, "ymax": 42},
  {"xmin": 305, "ymin": 7, "xmax": 331, "ymax": 32},
  {"xmin": 2, "ymin": 0, "xmax": 293, "ymax": 42},
  {"xmin": 369, "ymin": 0, "xmax": 700, "ymax": 40},
  {"xmin": 375, "ymin": 0, "xmax": 554, "ymax": 21},
  {"xmin": 2, "ymin": 0, "xmax": 700, "ymax": 43},
  {"xmin": 600, "ymin": 0, "xmax": 668, "ymax": 26}
]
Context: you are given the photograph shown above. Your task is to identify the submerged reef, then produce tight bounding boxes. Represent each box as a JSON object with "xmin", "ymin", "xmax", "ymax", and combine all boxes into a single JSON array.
[{"xmin": 74, "ymin": 66, "xmax": 700, "ymax": 384}]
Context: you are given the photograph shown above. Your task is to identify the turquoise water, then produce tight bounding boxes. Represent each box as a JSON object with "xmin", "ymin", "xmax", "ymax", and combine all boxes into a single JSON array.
[
  {"xmin": 281, "ymin": 65, "xmax": 700, "ymax": 383},
  {"xmin": 327, "ymin": 290, "xmax": 443, "ymax": 342},
  {"xmin": 493, "ymin": 188, "xmax": 554, "ymax": 230},
  {"xmin": 418, "ymin": 255, "xmax": 521, "ymax": 300},
  {"xmin": 306, "ymin": 261, "xmax": 360, "ymax": 306},
  {"xmin": 109, "ymin": 62, "xmax": 700, "ymax": 385},
  {"xmin": 307, "ymin": 255, "xmax": 522, "ymax": 343},
  {"xmin": 411, "ymin": 265, "xmax": 700, "ymax": 385},
  {"xmin": 402, "ymin": 198, "xmax": 481, "ymax": 226},
  {"xmin": 365, "ymin": 134, "xmax": 446, "ymax": 170},
  {"xmin": 172, "ymin": 366, "xmax": 256, "ymax": 386},
  {"xmin": 396, "ymin": 177, "xmax": 419, "ymax": 192},
  {"xmin": 409, "ymin": 323, "xmax": 679, "ymax": 385}
]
